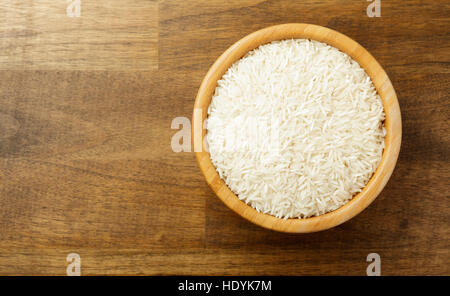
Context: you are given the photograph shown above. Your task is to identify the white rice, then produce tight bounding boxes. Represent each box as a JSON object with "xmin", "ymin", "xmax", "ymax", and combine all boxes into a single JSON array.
[{"xmin": 206, "ymin": 39, "xmax": 385, "ymax": 219}]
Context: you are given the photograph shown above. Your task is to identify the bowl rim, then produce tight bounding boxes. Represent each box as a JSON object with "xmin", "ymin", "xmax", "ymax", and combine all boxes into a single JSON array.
[{"xmin": 193, "ymin": 23, "xmax": 402, "ymax": 233}]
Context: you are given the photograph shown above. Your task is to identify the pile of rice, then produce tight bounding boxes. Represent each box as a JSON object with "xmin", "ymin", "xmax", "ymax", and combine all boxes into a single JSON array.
[{"xmin": 206, "ymin": 39, "xmax": 385, "ymax": 219}]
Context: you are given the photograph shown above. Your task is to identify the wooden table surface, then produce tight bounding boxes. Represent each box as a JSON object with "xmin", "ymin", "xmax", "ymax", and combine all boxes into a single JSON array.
[{"xmin": 0, "ymin": 0, "xmax": 448, "ymax": 275}]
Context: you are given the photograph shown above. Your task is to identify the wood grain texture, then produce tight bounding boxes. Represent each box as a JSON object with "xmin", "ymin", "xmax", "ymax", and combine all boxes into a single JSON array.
[
  {"xmin": 0, "ymin": 1, "xmax": 158, "ymax": 70},
  {"xmin": 0, "ymin": 0, "xmax": 449, "ymax": 275}
]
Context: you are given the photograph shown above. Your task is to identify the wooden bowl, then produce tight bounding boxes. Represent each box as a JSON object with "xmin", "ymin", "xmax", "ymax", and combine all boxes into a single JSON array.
[{"xmin": 193, "ymin": 23, "xmax": 401, "ymax": 233}]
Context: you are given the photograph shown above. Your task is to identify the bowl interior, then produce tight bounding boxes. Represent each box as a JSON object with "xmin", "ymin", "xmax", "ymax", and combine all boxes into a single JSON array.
[{"xmin": 193, "ymin": 23, "xmax": 401, "ymax": 233}]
